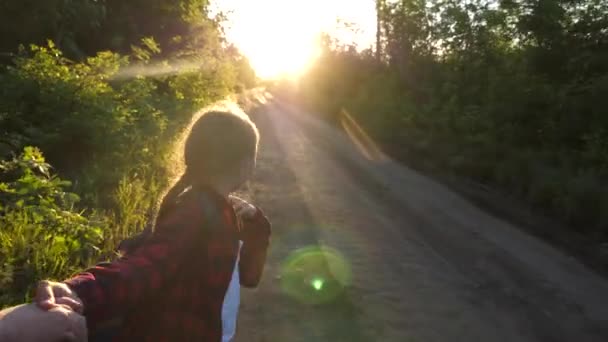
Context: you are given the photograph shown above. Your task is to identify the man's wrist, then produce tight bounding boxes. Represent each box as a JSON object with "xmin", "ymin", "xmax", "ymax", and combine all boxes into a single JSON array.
[{"xmin": 62, "ymin": 281, "xmax": 85, "ymax": 314}]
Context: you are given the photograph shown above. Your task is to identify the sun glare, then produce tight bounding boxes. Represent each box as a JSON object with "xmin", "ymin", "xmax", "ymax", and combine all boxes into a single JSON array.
[{"xmin": 214, "ymin": 0, "xmax": 376, "ymax": 79}]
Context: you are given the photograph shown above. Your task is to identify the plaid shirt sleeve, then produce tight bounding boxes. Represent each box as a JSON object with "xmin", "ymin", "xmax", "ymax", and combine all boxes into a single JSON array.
[
  {"xmin": 64, "ymin": 194, "xmax": 207, "ymax": 326},
  {"xmin": 239, "ymin": 208, "xmax": 271, "ymax": 288}
]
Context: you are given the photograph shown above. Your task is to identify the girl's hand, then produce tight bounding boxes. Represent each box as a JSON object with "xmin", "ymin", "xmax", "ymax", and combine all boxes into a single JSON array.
[
  {"xmin": 229, "ymin": 195, "xmax": 257, "ymax": 220},
  {"xmin": 35, "ymin": 280, "xmax": 84, "ymax": 314}
]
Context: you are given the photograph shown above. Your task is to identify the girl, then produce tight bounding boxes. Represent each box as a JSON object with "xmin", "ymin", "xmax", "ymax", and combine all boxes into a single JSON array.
[{"xmin": 33, "ymin": 110, "xmax": 271, "ymax": 341}]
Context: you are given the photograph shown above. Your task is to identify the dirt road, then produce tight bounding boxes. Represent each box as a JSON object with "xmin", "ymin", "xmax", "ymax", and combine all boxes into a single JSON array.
[{"xmin": 235, "ymin": 98, "xmax": 608, "ymax": 342}]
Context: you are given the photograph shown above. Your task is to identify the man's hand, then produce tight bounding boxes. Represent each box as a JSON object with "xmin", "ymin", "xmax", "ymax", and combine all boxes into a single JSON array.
[
  {"xmin": 229, "ymin": 195, "xmax": 257, "ymax": 220},
  {"xmin": 35, "ymin": 281, "xmax": 84, "ymax": 314},
  {"xmin": 0, "ymin": 304, "xmax": 87, "ymax": 342}
]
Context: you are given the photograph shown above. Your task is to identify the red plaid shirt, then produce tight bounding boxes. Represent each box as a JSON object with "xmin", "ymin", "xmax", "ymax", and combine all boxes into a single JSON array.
[{"xmin": 65, "ymin": 188, "xmax": 271, "ymax": 342}]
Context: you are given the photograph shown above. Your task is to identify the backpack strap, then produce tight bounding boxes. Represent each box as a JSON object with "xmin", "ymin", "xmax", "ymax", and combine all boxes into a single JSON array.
[{"xmin": 118, "ymin": 189, "xmax": 222, "ymax": 254}]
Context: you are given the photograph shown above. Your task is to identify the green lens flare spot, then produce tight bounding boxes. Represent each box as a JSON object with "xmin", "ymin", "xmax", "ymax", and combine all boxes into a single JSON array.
[
  {"xmin": 280, "ymin": 245, "xmax": 352, "ymax": 305},
  {"xmin": 311, "ymin": 278, "xmax": 324, "ymax": 291}
]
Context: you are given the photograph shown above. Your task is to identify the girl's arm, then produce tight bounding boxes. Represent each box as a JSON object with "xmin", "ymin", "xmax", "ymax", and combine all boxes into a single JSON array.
[
  {"xmin": 239, "ymin": 208, "xmax": 271, "ymax": 288},
  {"xmin": 63, "ymin": 193, "xmax": 209, "ymax": 326}
]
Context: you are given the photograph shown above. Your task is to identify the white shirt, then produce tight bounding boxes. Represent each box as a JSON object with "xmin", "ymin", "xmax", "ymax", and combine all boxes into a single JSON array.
[{"xmin": 221, "ymin": 241, "xmax": 243, "ymax": 342}]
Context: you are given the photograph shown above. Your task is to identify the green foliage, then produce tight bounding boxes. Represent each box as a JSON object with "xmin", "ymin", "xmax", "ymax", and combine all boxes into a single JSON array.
[
  {"xmin": 301, "ymin": 0, "xmax": 608, "ymax": 239},
  {"xmin": 0, "ymin": 147, "xmax": 104, "ymax": 305},
  {"xmin": 0, "ymin": 0, "xmax": 105, "ymax": 58},
  {"xmin": 0, "ymin": 39, "xmax": 245, "ymax": 204},
  {"xmin": 0, "ymin": 0, "xmax": 217, "ymax": 59},
  {"xmin": 0, "ymin": 40, "xmax": 242, "ymax": 305},
  {"xmin": 1, "ymin": 42, "xmax": 157, "ymax": 201}
]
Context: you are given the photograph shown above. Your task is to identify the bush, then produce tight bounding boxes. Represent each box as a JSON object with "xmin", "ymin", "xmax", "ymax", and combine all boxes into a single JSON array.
[
  {"xmin": 0, "ymin": 147, "xmax": 104, "ymax": 305},
  {"xmin": 0, "ymin": 41, "xmax": 237, "ymax": 205},
  {"xmin": 0, "ymin": 38, "xmax": 250, "ymax": 307},
  {"xmin": 0, "ymin": 42, "xmax": 161, "ymax": 201}
]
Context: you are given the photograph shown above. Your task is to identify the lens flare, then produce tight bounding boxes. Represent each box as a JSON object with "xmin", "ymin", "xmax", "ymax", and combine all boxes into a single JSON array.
[
  {"xmin": 111, "ymin": 59, "xmax": 207, "ymax": 81},
  {"xmin": 280, "ymin": 246, "xmax": 352, "ymax": 305},
  {"xmin": 311, "ymin": 278, "xmax": 325, "ymax": 291}
]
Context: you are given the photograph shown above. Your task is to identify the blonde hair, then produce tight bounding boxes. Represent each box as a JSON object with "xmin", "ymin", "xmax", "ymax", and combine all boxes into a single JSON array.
[{"xmin": 155, "ymin": 111, "xmax": 259, "ymax": 223}]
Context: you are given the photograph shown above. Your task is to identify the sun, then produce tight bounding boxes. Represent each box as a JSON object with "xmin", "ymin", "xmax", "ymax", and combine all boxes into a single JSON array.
[
  {"xmin": 218, "ymin": 0, "xmax": 321, "ymax": 79},
  {"xmin": 235, "ymin": 21, "xmax": 320, "ymax": 79},
  {"xmin": 248, "ymin": 43, "xmax": 319, "ymax": 80},
  {"xmin": 214, "ymin": 0, "xmax": 376, "ymax": 79}
]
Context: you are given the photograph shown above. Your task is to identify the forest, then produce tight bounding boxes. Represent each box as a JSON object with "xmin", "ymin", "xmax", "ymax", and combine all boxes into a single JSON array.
[
  {"xmin": 300, "ymin": 0, "xmax": 608, "ymax": 244},
  {"xmin": 0, "ymin": 0, "xmax": 255, "ymax": 305}
]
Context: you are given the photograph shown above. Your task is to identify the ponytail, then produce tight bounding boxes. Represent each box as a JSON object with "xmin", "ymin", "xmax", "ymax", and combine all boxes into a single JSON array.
[
  {"xmin": 119, "ymin": 171, "xmax": 192, "ymax": 253},
  {"xmin": 154, "ymin": 171, "xmax": 192, "ymax": 226}
]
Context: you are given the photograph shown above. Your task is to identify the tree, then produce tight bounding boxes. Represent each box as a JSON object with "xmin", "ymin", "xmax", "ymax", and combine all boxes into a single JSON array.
[
  {"xmin": 0, "ymin": 0, "xmax": 104, "ymax": 58},
  {"xmin": 300, "ymin": 0, "xmax": 608, "ymax": 237},
  {"xmin": 376, "ymin": 0, "xmax": 386, "ymax": 61},
  {"xmin": 0, "ymin": 0, "xmax": 222, "ymax": 60}
]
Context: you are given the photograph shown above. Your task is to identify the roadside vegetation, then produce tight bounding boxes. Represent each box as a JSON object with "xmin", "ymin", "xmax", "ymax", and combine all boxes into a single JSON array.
[{"xmin": 299, "ymin": 0, "xmax": 608, "ymax": 243}]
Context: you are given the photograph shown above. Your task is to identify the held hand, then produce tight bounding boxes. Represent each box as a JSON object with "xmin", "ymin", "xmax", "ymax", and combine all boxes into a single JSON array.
[
  {"xmin": 0, "ymin": 304, "xmax": 87, "ymax": 342},
  {"xmin": 35, "ymin": 280, "xmax": 84, "ymax": 314}
]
